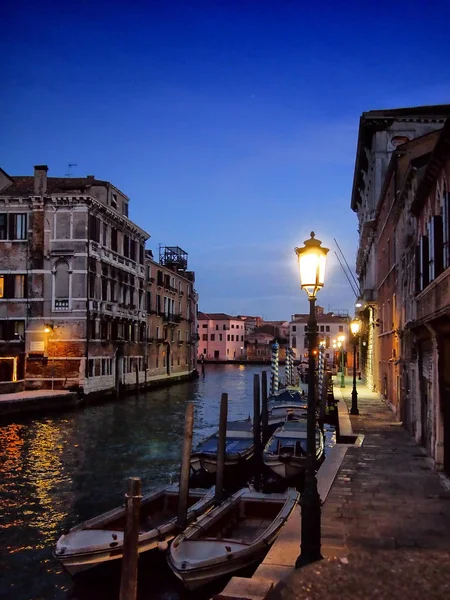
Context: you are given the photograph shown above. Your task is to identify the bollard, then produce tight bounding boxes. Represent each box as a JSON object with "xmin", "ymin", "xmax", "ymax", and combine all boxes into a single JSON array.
[
  {"xmin": 176, "ymin": 403, "xmax": 194, "ymax": 530},
  {"xmin": 119, "ymin": 477, "xmax": 142, "ymax": 600},
  {"xmin": 135, "ymin": 363, "xmax": 139, "ymax": 397},
  {"xmin": 215, "ymin": 393, "xmax": 228, "ymax": 505},
  {"xmin": 261, "ymin": 371, "xmax": 269, "ymax": 445},
  {"xmin": 253, "ymin": 374, "xmax": 261, "ymax": 461}
]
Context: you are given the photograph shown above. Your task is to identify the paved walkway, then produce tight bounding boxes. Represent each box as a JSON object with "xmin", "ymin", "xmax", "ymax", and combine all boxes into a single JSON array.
[{"xmin": 268, "ymin": 377, "xmax": 450, "ymax": 599}]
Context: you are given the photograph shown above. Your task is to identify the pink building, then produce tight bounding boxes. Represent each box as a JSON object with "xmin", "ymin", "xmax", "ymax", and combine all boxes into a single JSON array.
[{"xmin": 197, "ymin": 312, "xmax": 246, "ymax": 361}]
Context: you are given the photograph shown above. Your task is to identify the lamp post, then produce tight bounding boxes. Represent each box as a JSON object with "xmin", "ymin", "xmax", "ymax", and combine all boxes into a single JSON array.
[
  {"xmin": 332, "ymin": 340, "xmax": 337, "ymax": 370},
  {"xmin": 350, "ymin": 319, "xmax": 361, "ymax": 415},
  {"xmin": 294, "ymin": 231, "xmax": 329, "ymax": 568},
  {"xmin": 338, "ymin": 334, "xmax": 345, "ymax": 388}
]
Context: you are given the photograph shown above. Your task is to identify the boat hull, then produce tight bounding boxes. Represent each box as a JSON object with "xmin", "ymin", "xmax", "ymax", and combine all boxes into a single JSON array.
[
  {"xmin": 54, "ymin": 486, "xmax": 214, "ymax": 577},
  {"xmin": 168, "ymin": 489, "xmax": 299, "ymax": 590}
]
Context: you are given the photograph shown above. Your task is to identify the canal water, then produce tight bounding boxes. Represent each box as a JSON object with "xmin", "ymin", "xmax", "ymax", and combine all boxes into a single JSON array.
[{"xmin": 0, "ymin": 364, "xmax": 335, "ymax": 600}]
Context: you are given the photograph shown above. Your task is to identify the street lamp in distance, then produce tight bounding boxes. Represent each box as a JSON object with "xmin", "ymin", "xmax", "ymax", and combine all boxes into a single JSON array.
[
  {"xmin": 294, "ymin": 231, "xmax": 329, "ymax": 568},
  {"xmin": 337, "ymin": 334, "xmax": 345, "ymax": 388},
  {"xmin": 350, "ymin": 319, "xmax": 361, "ymax": 415}
]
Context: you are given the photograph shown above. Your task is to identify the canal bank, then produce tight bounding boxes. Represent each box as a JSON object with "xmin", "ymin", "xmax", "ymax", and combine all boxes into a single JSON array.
[
  {"xmin": 0, "ymin": 370, "xmax": 197, "ymax": 419},
  {"xmin": 214, "ymin": 377, "xmax": 450, "ymax": 600}
]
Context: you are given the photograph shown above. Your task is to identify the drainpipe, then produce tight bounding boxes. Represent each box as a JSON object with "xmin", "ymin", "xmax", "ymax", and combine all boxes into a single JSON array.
[{"xmin": 85, "ymin": 201, "xmax": 91, "ymax": 382}]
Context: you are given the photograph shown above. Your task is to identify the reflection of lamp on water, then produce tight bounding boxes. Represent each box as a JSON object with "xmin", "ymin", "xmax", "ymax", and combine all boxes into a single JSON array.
[
  {"xmin": 294, "ymin": 232, "xmax": 328, "ymax": 568},
  {"xmin": 45, "ymin": 324, "xmax": 58, "ymax": 390}
]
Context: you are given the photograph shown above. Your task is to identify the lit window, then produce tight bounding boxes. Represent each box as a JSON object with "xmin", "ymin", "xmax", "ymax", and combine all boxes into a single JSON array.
[{"xmin": 0, "ymin": 276, "xmax": 4, "ymax": 298}]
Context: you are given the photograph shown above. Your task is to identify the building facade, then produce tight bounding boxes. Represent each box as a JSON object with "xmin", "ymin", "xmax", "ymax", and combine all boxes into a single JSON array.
[
  {"xmin": 351, "ymin": 105, "xmax": 449, "ymax": 391},
  {"xmin": 0, "ymin": 166, "xmax": 198, "ymax": 396},
  {"xmin": 197, "ymin": 312, "xmax": 246, "ymax": 361},
  {"xmin": 289, "ymin": 307, "xmax": 349, "ymax": 368}
]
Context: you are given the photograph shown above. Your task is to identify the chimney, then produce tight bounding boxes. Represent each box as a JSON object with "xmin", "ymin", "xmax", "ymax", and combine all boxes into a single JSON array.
[
  {"xmin": 86, "ymin": 175, "xmax": 95, "ymax": 180},
  {"xmin": 34, "ymin": 165, "xmax": 48, "ymax": 196}
]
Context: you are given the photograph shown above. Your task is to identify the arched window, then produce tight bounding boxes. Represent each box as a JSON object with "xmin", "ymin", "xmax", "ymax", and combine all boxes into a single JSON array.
[
  {"xmin": 54, "ymin": 260, "xmax": 70, "ymax": 310},
  {"xmin": 441, "ymin": 180, "xmax": 450, "ymax": 269}
]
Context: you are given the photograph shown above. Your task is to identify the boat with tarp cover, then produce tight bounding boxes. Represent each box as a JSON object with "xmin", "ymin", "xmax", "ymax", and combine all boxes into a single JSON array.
[{"xmin": 190, "ymin": 420, "xmax": 254, "ymax": 475}]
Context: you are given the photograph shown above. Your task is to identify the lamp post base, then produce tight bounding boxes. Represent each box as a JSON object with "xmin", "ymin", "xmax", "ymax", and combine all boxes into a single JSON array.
[
  {"xmin": 351, "ymin": 389, "xmax": 359, "ymax": 415},
  {"xmin": 295, "ymin": 470, "xmax": 323, "ymax": 568}
]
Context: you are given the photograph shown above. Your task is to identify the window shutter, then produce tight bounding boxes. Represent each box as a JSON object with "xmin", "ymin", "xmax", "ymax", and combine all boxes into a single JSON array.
[
  {"xmin": 8, "ymin": 214, "xmax": 15, "ymax": 240},
  {"xmin": 415, "ymin": 244, "xmax": 421, "ymax": 293},
  {"xmin": 5, "ymin": 274, "xmax": 14, "ymax": 298},
  {"xmin": 433, "ymin": 215, "xmax": 444, "ymax": 277},
  {"xmin": 422, "ymin": 235, "xmax": 429, "ymax": 288}
]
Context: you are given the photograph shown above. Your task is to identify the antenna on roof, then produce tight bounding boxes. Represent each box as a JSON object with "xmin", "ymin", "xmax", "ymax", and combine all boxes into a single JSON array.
[{"xmin": 66, "ymin": 163, "xmax": 78, "ymax": 177}]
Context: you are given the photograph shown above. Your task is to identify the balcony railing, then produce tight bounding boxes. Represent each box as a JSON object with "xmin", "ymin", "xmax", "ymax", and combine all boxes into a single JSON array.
[
  {"xmin": 54, "ymin": 298, "xmax": 70, "ymax": 311},
  {"xmin": 162, "ymin": 313, "xmax": 182, "ymax": 324}
]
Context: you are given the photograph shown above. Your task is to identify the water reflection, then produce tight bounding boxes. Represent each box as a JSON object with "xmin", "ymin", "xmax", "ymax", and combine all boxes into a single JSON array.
[{"xmin": 0, "ymin": 364, "xmax": 334, "ymax": 600}]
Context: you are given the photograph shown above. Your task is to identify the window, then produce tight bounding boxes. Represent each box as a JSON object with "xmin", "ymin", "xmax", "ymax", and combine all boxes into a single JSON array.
[
  {"xmin": 231, "ymin": 324, "xmax": 234, "ymax": 328},
  {"xmin": 210, "ymin": 334, "xmax": 215, "ymax": 341},
  {"xmin": 123, "ymin": 201, "xmax": 129, "ymax": 217},
  {"xmin": 111, "ymin": 228, "xmax": 118, "ymax": 251},
  {"xmin": 202, "ymin": 324, "xmax": 207, "ymax": 328},
  {"xmin": 14, "ymin": 275, "xmax": 26, "ymax": 298},
  {"xmin": 326, "ymin": 336, "xmax": 330, "ymax": 347},
  {"xmin": 304, "ymin": 337, "xmax": 308, "ymax": 348},
  {"xmin": 304, "ymin": 325, "xmax": 308, "ymax": 332},
  {"xmin": 241, "ymin": 335, "xmax": 244, "ymax": 341},
  {"xmin": 11, "ymin": 214, "xmax": 27, "ymax": 240},
  {"xmin": 0, "ymin": 213, "xmax": 28, "ymax": 241},
  {"xmin": 215, "ymin": 324, "xmax": 219, "ymax": 330},
  {"xmin": 292, "ymin": 325, "xmax": 296, "ymax": 332},
  {"xmin": 111, "ymin": 193, "xmax": 118, "ymax": 210},
  {"xmin": 219, "ymin": 334, "xmax": 223, "ymax": 341},
  {"xmin": 227, "ymin": 334, "xmax": 230, "ymax": 341},
  {"xmin": 338, "ymin": 326, "xmax": 343, "ymax": 332},
  {"xmin": 231, "ymin": 335, "xmax": 234, "ymax": 341},
  {"xmin": 441, "ymin": 183, "xmax": 450, "ymax": 269},
  {"xmin": 103, "ymin": 223, "xmax": 108, "ymax": 246},
  {"xmin": 0, "ymin": 214, "xmax": 6, "ymax": 240},
  {"xmin": 292, "ymin": 336, "xmax": 297, "ymax": 348},
  {"xmin": 123, "ymin": 235, "xmax": 129, "ymax": 257},
  {"xmin": 223, "ymin": 324, "xmax": 226, "ymax": 330},
  {"xmin": 326, "ymin": 326, "xmax": 330, "ymax": 332},
  {"xmin": 54, "ymin": 261, "xmax": 70, "ymax": 309},
  {"xmin": 320, "ymin": 326, "xmax": 324, "ymax": 332},
  {"xmin": 202, "ymin": 334, "xmax": 207, "ymax": 341}
]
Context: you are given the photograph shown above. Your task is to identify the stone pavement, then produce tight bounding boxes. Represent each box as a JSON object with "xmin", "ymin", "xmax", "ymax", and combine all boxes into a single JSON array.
[{"xmin": 268, "ymin": 377, "xmax": 450, "ymax": 599}]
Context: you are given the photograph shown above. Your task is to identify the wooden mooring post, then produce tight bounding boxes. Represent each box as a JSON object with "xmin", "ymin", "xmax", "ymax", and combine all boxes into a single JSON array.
[
  {"xmin": 119, "ymin": 477, "xmax": 142, "ymax": 600},
  {"xmin": 215, "ymin": 392, "xmax": 228, "ymax": 505},
  {"xmin": 176, "ymin": 403, "xmax": 194, "ymax": 530},
  {"xmin": 135, "ymin": 363, "xmax": 139, "ymax": 396},
  {"xmin": 261, "ymin": 370, "xmax": 268, "ymax": 445}
]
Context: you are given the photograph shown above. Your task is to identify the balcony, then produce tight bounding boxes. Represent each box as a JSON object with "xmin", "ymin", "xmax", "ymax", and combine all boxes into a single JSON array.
[
  {"xmin": 162, "ymin": 313, "xmax": 182, "ymax": 324},
  {"xmin": 416, "ymin": 268, "xmax": 450, "ymax": 324},
  {"xmin": 54, "ymin": 298, "xmax": 70, "ymax": 311},
  {"xmin": 156, "ymin": 337, "xmax": 166, "ymax": 344}
]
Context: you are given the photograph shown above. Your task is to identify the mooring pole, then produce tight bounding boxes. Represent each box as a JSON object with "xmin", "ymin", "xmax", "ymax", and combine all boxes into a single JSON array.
[
  {"xmin": 253, "ymin": 373, "xmax": 261, "ymax": 462},
  {"xmin": 119, "ymin": 477, "xmax": 142, "ymax": 600},
  {"xmin": 215, "ymin": 392, "xmax": 228, "ymax": 505},
  {"xmin": 135, "ymin": 363, "xmax": 139, "ymax": 397},
  {"xmin": 261, "ymin": 370, "xmax": 269, "ymax": 445},
  {"xmin": 176, "ymin": 403, "xmax": 194, "ymax": 530}
]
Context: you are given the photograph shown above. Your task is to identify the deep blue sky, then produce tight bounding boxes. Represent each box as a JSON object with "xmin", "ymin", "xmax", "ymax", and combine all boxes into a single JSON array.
[{"xmin": 2, "ymin": 0, "xmax": 450, "ymax": 319}]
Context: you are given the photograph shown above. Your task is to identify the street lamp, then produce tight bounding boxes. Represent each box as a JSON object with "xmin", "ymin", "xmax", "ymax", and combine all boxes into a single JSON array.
[
  {"xmin": 350, "ymin": 319, "xmax": 361, "ymax": 415},
  {"xmin": 338, "ymin": 334, "xmax": 345, "ymax": 388},
  {"xmin": 294, "ymin": 231, "xmax": 329, "ymax": 568}
]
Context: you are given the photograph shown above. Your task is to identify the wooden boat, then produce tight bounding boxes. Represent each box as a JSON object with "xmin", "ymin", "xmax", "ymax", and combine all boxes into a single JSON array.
[
  {"xmin": 263, "ymin": 421, "xmax": 324, "ymax": 480},
  {"xmin": 167, "ymin": 487, "xmax": 299, "ymax": 590},
  {"xmin": 190, "ymin": 420, "xmax": 254, "ymax": 475},
  {"xmin": 54, "ymin": 484, "xmax": 214, "ymax": 576},
  {"xmin": 267, "ymin": 389, "xmax": 308, "ymax": 428}
]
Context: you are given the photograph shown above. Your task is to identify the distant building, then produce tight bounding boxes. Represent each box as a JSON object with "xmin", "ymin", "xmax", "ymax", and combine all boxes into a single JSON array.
[
  {"xmin": 237, "ymin": 315, "xmax": 263, "ymax": 336},
  {"xmin": 197, "ymin": 312, "xmax": 246, "ymax": 360},
  {"xmin": 289, "ymin": 306, "xmax": 349, "ymax": 368}
]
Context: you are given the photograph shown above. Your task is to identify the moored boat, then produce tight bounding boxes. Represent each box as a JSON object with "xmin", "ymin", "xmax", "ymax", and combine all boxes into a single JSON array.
[
  {"xmin": 263, "ymin": 421, "xmax": 324, "ymax": 480},
  {"xmin": 190, "ymin": 420, "xmax": 254, "ymax": 475},
  {"xmin": 267, "ymin": 389, "xmax": 308, "ymax": 428},
  {"xmin": 54, "ymin": 484, "xmax": 214, "ymax": 576},
  {"xmin": 167, "ymin": 487, "xmax": 299, "ymax": 590}
]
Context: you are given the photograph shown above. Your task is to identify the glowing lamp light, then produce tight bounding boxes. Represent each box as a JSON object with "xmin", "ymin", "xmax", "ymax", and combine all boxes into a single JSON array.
[
  {"xmin": 44, "ymin": 327, "xmax": 51, "ymax": 333},
  {"xmin": 350, "ymin": 320, "xmax": 361, "ymax": 337},
  {"xmin": 295, "ymin": 232, "xmax": 329, "ymax": 299}
]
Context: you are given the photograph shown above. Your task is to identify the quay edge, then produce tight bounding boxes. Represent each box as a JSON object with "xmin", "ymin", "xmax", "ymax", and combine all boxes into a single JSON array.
[{"xmin": 0, "ymin": 370, "xmax": 198, "ymax": 420}]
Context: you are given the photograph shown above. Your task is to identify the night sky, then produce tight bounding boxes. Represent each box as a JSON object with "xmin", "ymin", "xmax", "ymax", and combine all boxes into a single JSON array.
[{"xmin": 2, "ymin": 0, "xmax": 450, "ymax": 319}]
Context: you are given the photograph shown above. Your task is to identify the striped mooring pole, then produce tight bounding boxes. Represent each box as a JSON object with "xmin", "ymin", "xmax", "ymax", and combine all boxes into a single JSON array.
[
  {"xmin": 288, "ymin": 347, "xmax": 294, "ymax": 386},
  {"xmin": 285, "ymin": 347, "xmax": 291, "ymax": 387},
  {"xmin": 317, "ymin": 344, "xmax": 325, "ymax": 400},
  {"xmin": 271, "ymin": 341, "xmax": 279, "ymax": 395}
]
